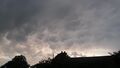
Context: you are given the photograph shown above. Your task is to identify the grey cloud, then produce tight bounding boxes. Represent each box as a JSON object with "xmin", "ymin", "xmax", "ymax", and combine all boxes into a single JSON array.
[
  {"xmin": 1, "ymin": 0, "xmax": 120, "ymax": 65},
  {"xmin": 0, "ymin": 0, "xmax": 43, "ymax": 33}
]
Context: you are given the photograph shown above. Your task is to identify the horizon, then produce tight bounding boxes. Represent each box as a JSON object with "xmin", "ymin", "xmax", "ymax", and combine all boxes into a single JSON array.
[
  {"xmin": 0, "ymin": 50, "xmax": 115, "ymax": 66},
  {"xmin": 0, "ymin": 50, "xmax": 113, "ymax": 66}
]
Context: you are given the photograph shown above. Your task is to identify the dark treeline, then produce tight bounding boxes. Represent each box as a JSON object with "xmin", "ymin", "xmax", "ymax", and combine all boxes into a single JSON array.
[{"xmin": 1, "ymin": 51, "xmax": 120, "ymax": 68}]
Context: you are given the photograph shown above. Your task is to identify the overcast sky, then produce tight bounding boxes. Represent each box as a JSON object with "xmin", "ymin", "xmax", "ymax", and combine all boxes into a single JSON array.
[{"xmin": 0, "ymin": 0, "xmax": 120, "ymax": 65}]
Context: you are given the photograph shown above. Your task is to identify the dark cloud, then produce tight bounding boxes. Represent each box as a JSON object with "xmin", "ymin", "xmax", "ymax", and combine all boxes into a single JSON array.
[
  {"xmin": 0, "ymin": 0, "xmax": 45, "ymax": 33},
  {"xmin": 0, "ymin": 0, "xmax": 120, "ymax": 65}
]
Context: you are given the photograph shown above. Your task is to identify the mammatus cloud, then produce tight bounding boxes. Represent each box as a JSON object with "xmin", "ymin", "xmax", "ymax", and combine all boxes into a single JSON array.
[{"xmin": 0, "ymin": 0, "xmax": 120, "ymax": 65}]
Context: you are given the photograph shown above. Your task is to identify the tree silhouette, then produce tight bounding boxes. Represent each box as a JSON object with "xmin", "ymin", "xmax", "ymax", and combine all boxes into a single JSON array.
[
  {"xmin": 31, "ymin": 51, "xmax": 70, "ymax": 68},
  {"xmin": 1, "ymin": 55, "xmax": 29, "ymax": 68},
  {"xmin": 52, "ymin": 51, "xmax": 70, "ymax": 63},
  {"xmin": 31, "ymin": 58, "xmax": 52, "ymax": 68},
  {"xmin": 110, "ymin": 50, "xmax": 120, "ymax": 65},
  {"xmin": 1, "ymin": 51, "xmax": 120, "ymax": 68}
]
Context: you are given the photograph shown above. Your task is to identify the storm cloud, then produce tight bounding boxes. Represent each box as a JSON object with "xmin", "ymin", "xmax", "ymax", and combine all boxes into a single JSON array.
[{"xmin": 0, "ymin": 0, "xmax": 120, "ymax": 65}]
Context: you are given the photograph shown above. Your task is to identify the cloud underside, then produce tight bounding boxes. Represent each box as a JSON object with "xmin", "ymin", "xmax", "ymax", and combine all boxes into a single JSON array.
[{"xmin": 0, "ymin": 0, "xmax": 120, "ymax": 65}]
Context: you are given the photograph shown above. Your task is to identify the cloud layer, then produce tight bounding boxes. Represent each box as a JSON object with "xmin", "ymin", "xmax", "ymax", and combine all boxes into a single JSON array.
[{"xmin": 0, "ymin": 0, "xmax": 120, "ymax": 65}]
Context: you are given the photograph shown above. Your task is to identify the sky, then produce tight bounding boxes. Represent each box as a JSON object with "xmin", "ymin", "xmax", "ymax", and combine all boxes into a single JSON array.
[{"xmin": 0, "ymin": 0, "xmax": 120, "ymax": 65}]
